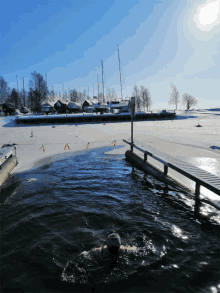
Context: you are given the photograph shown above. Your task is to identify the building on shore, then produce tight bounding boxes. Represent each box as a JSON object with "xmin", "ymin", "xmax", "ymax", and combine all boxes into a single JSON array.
[
  {"xmin": 41, "ymin": 102, "xmax": 55, "ymax": 114},
  {"xmin": 54, "ymin": 100, "xmax": 68, "ymax": 113},
  {"xmin": 82, "ymin": 100, "xmax": 93, "ymax": 112},
  {"xmin": 107, "ymin": 101, "xmax": 130, "ymax": 113},
  {"xmin": 67, "ymin": 102, "xmax": 82, "ymax": 113}
]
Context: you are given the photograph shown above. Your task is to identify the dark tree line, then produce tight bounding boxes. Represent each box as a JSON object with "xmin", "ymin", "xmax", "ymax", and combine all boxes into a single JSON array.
[
  {"xmin": 28, "ymin": 72, "xmax": 48, "ymax": 113},
  {"xmin": 0, "ymin": 72, "xmax": 48, "ymax": 114},
  {"xmin": 131, "ymin": 84, "xmax": 152, "ymax": 112},
  {"xmin": 1, "ymin": 73, "xmax": 199, "ymax": 115}
]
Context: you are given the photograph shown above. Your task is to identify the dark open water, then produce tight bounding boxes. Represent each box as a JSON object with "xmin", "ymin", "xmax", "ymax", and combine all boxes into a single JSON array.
[{"xmin": 0, "ymin": 146, "xmax": 220, "ymax": 293}]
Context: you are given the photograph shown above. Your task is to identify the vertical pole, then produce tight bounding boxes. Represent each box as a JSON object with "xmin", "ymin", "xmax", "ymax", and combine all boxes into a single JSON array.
[
  {"xmin": 93, "ymin": 84, "xmax": 94, "ymax": 98},
  {"xmin": 16, "ymin": 75, "xmax": 18, "ymax": 101},
  {"xmin": 62, "ymin": 83, "xmax": 64, "ymax": 100},
  {"xmin": 130, "ymin": 97, "xmax": 135, "ymax": 152},
  {"xmin": 164, "ymin": 165, "xmax": 168, "ymax": 176},
  {"xmin": 22, "ymin": 77, "xmax": 25, "ymax": 107},
  {"xmin": 101, "ymin": 59, "xmax": 104, "ymax": 103},
  {"xmin": 117, "ymin": 44, "xmax": 123, "ymax": 102},
  {"xmin": 131, "ymin": 107, "xmax": 134, "ymax": 152},
  {"xmin": 103, "ymin": 83, "xmax": 104, "ymax": 104},
  {"xmin": 45, "ymin": 71, "xmax": 47, "ymax": 88},
  {"xmin": 195, "ymin": 182, "xmax": 201, "ymax": 216}
]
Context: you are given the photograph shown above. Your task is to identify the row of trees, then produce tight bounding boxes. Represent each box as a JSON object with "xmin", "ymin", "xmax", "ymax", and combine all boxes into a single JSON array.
[
  {"xmin": 0, "ymin": 72, "xmax": 47, "ymax": 112},
  {"xmin": 0, "ymin": 72, "xmax": 120, "ymax": 113},
  {"xmin": 130, "ymin": 83, "xmax": 199, "ymax": 112},
  {"xmin": 68, "ymin": 88, "xmax": 118, "ymax": 104},
  {"xmin": 1, "ymin": 72, "xmax": 198, "ymax": 113},
  {"xmin": 0, "ymin": 78, "xmax": 27, "ymax": 109},
  {"xmin": 168, "ymin": 84, "xmax": 198, "ymax": 110},
  {"xmin": 132, "ymin": 85, "xmax": 152, "ymax": 111}
]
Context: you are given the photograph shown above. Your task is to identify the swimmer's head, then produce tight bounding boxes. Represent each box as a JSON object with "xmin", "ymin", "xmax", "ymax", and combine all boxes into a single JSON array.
[{"xmin": 106, "ymin": 231, "xmax": 121, "ymax": 255}]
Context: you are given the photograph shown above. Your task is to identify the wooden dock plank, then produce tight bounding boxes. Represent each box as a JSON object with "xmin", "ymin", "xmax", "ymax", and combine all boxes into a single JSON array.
[{"xmin": 125, "ymin": 139, "xmax": 220, "ymax": 196}]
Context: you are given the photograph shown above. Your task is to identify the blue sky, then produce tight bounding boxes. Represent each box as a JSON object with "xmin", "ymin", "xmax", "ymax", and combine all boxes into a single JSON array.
[{"xmin": 1, "ymin": 0, "xmax": 220, "ymax": 109}]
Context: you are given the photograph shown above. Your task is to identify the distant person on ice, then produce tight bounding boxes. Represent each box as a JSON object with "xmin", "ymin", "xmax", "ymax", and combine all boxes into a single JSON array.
[{"xmin": 81, "ymin": 230, "xmax": 137, "ymax": 259}]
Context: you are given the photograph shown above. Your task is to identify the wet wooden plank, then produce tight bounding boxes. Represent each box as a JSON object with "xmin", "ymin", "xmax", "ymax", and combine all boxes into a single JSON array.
[{"xmin": 124, "ymin": 139, "xmax": 220, "ymax": 196}]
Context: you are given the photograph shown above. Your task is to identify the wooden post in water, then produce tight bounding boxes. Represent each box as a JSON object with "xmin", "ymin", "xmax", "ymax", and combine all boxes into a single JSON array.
[
  {"xmin": 130, "ymin": 97, "xmax": 135, "ymax": 152},
  {"xmin": 164, "ymin": 165, "xmax": 168, "ymax": 176},
  {"xmin": 144, "ymin": 151, "xmax": 147, "ymax": 162},
  {"xmin": 195, "ymin": 182, "xmax": 201, "ymax": 215}
]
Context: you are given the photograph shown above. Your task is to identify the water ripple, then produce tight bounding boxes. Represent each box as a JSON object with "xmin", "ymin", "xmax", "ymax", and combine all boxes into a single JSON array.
[{"xmin": 0, "ymin": 147, "xmax": 219, "ymax": 292}]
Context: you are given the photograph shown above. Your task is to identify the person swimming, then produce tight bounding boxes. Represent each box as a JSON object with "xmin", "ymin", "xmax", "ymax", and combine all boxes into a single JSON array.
[
  {"xmin": 81, "ymin": 230, "xmax": 137, "ymax": 258},
  {"xmin": 105, "ymin": 230, "xmax": 121, "ymax": 255}
]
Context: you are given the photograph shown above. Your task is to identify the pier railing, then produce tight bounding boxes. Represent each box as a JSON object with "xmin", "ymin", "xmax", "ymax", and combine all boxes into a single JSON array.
[{"xmin": 123, "ymin": 139, "xmax": 220, "ymax": 211}]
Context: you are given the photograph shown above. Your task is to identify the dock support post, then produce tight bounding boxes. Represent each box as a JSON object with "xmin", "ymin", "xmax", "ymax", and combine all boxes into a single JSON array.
[
  {"xmin": 130, "ymin": 97, "xmax": 135, "ymax": 152},
  {"xmin": 144, "ymin": 152, "xmax": 147, "ymax": 162},
  {"xmin": 194, "ymin": 182, "xmax": 201, "ymax": 216},
  {"xmin": 164, "ymin": 165, "xmax": 168, "ymax": 176},
  {"xmin": 131, "ymin": 108, "xmax": 134, "ymax": 152},
  {"xmin": 195, "ymin": 182, "xmax": 200, "ymax": 200}
]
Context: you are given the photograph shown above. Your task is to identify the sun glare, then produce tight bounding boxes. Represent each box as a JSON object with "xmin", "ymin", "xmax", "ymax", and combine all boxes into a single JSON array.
[{"xmin": 193, "ymin": 0, "xmax": 220, "ymax": 31}]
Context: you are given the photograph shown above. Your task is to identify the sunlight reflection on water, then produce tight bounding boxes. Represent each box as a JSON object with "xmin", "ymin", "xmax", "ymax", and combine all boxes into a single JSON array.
[
  {"xmin": 191, "ymin": 157, "xmax": 220, "ymax": 176},
  {"xmin": 189, "ymin": 157, "xmax": 220, "ymax": 201},
  {"xmin": 177, "ymin": 157, "xmax": 220, "ymax": 201}
]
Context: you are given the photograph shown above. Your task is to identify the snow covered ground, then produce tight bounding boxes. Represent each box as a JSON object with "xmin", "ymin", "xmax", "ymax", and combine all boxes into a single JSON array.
[{"xmin": 1, "ymin": 109, "xmax": 219, "ymax": 203}]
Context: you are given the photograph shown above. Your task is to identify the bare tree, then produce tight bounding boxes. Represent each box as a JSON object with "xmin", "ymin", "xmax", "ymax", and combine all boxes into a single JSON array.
[
  {"xmin": 132, "ymin": 84, "xmax": 142, "ymax": 111},
  {"xmin": 19, "ymin": 88, "xmax": 28, "ymax": 108},
  {"xmin": 82, "ymin": 90, "xmax": 87, "ymax": 103},
  {"xmin": 168, "ymin": 84, "xmax": 180, "ymax": 110},
  {"xmin": 48, "ymin": 89, "xmax": 55, "ymax": 102},
  {"xmin": 0, "ymin": 76, "xmax": 10, "ymax": 103},
  {"xmin": 77, "ymin": 90, "xmax": 86, "ymax": 104},
  {"xmin": 140, "ymin": 86, "xmax": 152, "ymax": 111},
  {"xmin": 77, "ymin": 91, "xmax": 81, "ymax": 103},
  {"xmin": 8, "ymin": 88, "xmax": 20, "ymax": 109},
  {"xmin": 182, "ymin": 93, "xmax": 198, "ymax": 110},
  {"xmin": 28, "ymin": 71, "xmax": 48, "ymax": 113},
  {"xmin": 69, "ymin": 89, "xmax": 78, "ymax": 103}
]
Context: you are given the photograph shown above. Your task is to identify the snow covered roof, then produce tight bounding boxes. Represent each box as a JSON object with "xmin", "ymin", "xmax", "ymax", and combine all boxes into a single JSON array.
[
  {"xmin": 108, "ymin": 102, "xmax": 129, "ymax": 109},
  {"xmin": 68, "ymin": 102, "xmax": 82, "ymax": 109},
  {"xmin": 83, "ymin": 100, "xmax": 93, "ymax": 106}
]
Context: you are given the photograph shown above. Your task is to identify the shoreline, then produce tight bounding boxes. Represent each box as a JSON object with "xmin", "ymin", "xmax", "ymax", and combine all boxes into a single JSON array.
[{"xmin": 1, "ymin": 110, "xmax": 220, "ymax": 199}]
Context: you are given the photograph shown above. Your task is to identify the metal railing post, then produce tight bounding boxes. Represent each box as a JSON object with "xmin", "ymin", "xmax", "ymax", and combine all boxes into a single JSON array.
[
  {"xmin": 130, "ymin": 97, "xmax": 135, "ymax": 152},
  {"xmin": 131, "ymin": 108, "xmax": 134, "ymax": 152},
  {"xmin": 195, "ymin": 182, "xmax": 201, "ymax": 215},
  {"xmin": 164, "ymin": 165, "xmax": 168, "ymax": 176}
]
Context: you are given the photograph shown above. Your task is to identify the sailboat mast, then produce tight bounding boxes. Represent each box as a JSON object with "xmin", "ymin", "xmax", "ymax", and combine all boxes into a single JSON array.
[
  {"xmin": 22, "ymin": 77, "xmax": 25, "ymax": 107},
  {"xmin": 98, "ymin": 83, "xmax": 99, "ymax": 103},
  {"xmin": 117, "ymin": 44, "xmax": 123, "ymax": 102},
  {"xmin": 101, "ymin": 59, "xmax": 104, "ymax": 103},
  {"xmin": 16, "ymin": 75, "xmax": 18, "ymax": 92},
  {"xmin": 45, "ymin": 71, "xmax": 47, "ymax": 88}
]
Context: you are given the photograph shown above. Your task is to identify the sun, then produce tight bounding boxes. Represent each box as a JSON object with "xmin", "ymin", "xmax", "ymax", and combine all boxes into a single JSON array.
[{"xmin": 193, "ymin": 0, "xmax": 220, "ymax": 31}]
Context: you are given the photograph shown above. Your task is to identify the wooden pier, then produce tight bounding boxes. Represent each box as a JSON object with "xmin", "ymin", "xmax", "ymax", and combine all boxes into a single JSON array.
[
  {"xmin": 123, "ymin": 139, "xmax": 220, "ymax": 212},
  {"xmin": 0, "ymin": 146, "xmax": 18, "ymax": 186},
  {"xmin": 15, "ymin": 111, "xmax": 175, "ymax": 125}
]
